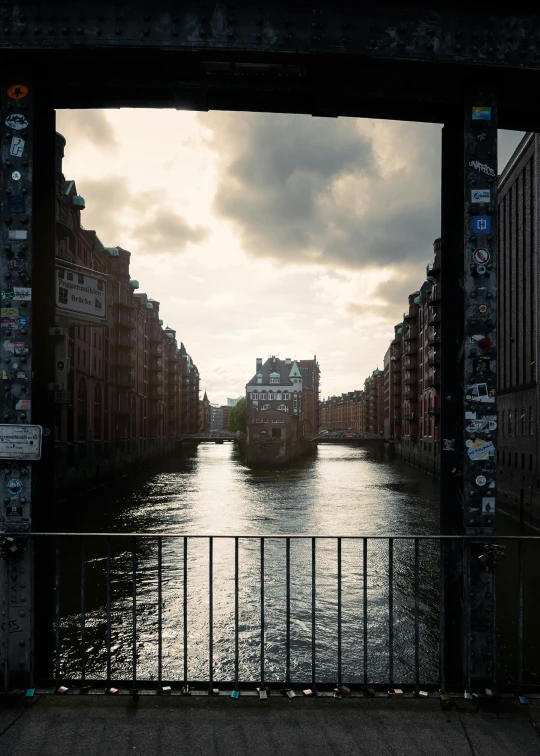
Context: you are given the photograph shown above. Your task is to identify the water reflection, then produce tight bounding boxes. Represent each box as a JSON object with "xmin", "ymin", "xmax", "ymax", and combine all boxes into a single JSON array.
[{"xmin": 56, "ymin": 445, "xmax": 443, "ymax": 684}]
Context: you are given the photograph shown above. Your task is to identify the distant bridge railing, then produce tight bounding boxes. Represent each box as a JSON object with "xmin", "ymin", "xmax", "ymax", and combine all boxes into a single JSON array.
[
  {"xmin": 3, "ymin": 534, "xmax": 538, "ymax": 694},
  {"xmin": 309, "ymin": 431, "xmax": 385, "ymax": 443}
]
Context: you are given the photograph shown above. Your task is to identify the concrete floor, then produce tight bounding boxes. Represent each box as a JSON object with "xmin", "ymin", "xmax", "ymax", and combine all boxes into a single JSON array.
[{"xmin": 0, "ymin": 694, "xmax": 538, "ymax": 756}]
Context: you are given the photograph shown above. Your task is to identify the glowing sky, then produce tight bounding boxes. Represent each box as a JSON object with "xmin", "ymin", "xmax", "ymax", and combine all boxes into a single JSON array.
[{"xmin": 56, "ymin": 110, "xmax": 522, "ymax": 405}]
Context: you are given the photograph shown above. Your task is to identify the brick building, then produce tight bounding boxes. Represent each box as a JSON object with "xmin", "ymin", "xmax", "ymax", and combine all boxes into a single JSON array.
[
  {"xmin": 319, "ymin": 367, "xmax": 382, "ymax": 435},
  {"xmin": 54, "ymin": 132, "xmax": 200, "ymax": 483},
  {"xmin": 497, "ymin": 132, "xmax": 538, "ymax": 523}
]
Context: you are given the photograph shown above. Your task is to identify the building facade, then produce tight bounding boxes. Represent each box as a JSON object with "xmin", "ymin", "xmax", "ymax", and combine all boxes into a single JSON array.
[
  {"xmin": 54, "ymin": 132, "xmax": 200, "ymax": 486},
  {"xmin": 497, "ymin": 132, "xmax": 539, "ymax": 524}
]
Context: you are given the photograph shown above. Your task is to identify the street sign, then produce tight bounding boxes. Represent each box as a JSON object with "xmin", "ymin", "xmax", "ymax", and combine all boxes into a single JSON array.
[{"xmin": 55, "ymin": 261, "xmax": 109, "ymax": 325}]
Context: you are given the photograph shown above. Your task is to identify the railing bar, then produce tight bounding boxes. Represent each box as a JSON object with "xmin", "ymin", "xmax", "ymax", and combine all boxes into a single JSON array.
[
  {"xmin": 312, "ymin": 536, "xmax": 316, "ymax": 687},
  {"xmin": 388, "ymin": 537, "xmax": 394, "ymax": 686},
  {"xmin": 465, "ymin": 540, "xmax": 471, "ymax": 694},
  {"xmin": 439, "ymin": 539, "xmax": 445, "ymax": 692},
  {"xmin": 337, "ymin": 537, "xmax": 342, "ymax": 686},
  {"xmin": 260, "ymin": 537, "xmax": 265, "ymax": 685},
  {"xmin": 15, "ymin": 532, "xmax": 540, "ymax": 540},
  {"xmin": 132, "ymin": 536, "xmax": 137, "ymax": 691},
  {"xmin": 286, "ymin": 537, "xmax": 291, "ymax": 686},
  {"xmin": 517, "ymin": 538, "xmax": 524, "ymax": 692},
  {"xmin": 55, "ymin": 536, "xmax": 61, "ymax": 688},
  {"xmin": 414, "ymin": 538, "xmax": 420, "ymax": 691},
  {"xmin": 183, "ymin": 536, "xmax": 188, "ymax": 685},
  {"xmin": 80, "ymin": 536, "xmax": 86, "ymax": 684},
  {"xmin": 209, "ymin": 536, "xmax": 213, "ymax": 689},
  {"xmin": 234, "ymin": 537, "xmax": 239, "ymax": 689},
  {"xmin": 106, "ymin": 536, "xmax": 111, "ymax": 684},
  {"xmin": 363, "ymin": 537, "xmax": 368, "ymax": 685},
  {"xmin": 157, "ymin": 537, "xmax": 162, "ymax": 687}
]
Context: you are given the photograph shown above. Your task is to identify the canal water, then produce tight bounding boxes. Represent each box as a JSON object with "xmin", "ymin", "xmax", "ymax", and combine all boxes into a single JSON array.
[{"xmin": 53, "ymin": 444, "xmax": 537, "ymax": 687}]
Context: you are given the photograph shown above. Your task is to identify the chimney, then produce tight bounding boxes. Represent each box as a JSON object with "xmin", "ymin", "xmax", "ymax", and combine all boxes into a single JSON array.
[
  {"xmin": 256, "ymin": 358, "xmax": 262, "ymax": 371},
  {"xmin": 285, "ymin": 357, "xmax": 291, "ymax": 365}
]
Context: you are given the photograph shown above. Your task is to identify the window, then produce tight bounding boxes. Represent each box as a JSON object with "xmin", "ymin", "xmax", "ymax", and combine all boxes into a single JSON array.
[
  {"xmin": 501, "ymin": 410, "xmax": 505, "ymax": 436},
  {"xmin": 283, "ymin": 392, "xmax": 289, "ymax": 400},
  {"xmin": 530, "ymin": 407, "xmax": 534, "ymax": 435},
  {"xmin": 521, "ymin": 408, "xmax": 525, "ymax": 436},
  {"xmin": 77, "ymin": 377, "xmax": 87, "ymax": 441},
  {"xmin": 268, "ymin": 392, "xmax": 273, "ymax": 400},
  {"xmin": 270, "ymin": 377, "xmax": 280, "ymax": 384},
  {"xmin": 271, "ymin": 428, "xmax": 282, "ymax": 438},
  {"xmin": 508, "ymin": 411, "xmax": 512, "ymax": 436},
  {"xmin": 252, "ymin": 392, "xmax": 259, "ymax": 400},
  {"xmin": 257, "ymin": 375, "xmax": 262, "ymax": 384},
  {"xmin": 261, "ymin": 392, "xmax": 267, "ymax": 400},
  {"xmin": 522, "ymin": 453, "xmax": 525, "ymax": 470},
  {"xmin": 530, "ymin": 454, "xmax": 533, "ymax": 472},
  {"xmin": 515, "ymin": 452, "xmax": 518, "ymax": 468},
  {"xmin": 515, "ymin": 408, "xmax": 518, "ymax": 435},
  {"xmin": 501, "ymin": 451, "xmax": 505, "ymax": 465}
]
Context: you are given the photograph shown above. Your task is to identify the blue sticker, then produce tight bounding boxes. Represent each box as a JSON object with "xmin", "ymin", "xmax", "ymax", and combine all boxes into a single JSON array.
[
  {"xmin": 472, "ymin": 106, "xmax": 491, "ymax": 121},
  {"xmin": 18, "ymin": 316, "xmax": 28, "ymax": 328},
  {"xmin": 472, "ymin": 216, "xmax": 491, "ymax": 234},
  {"xmin": 6, "ymin": 478, "xmax": 23, "ymax": 496}
]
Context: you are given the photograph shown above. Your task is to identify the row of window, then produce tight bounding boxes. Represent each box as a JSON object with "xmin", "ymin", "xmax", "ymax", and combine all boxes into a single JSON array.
[
  {"xmin": 500, "ymin": 408, "xmax": 535, "ymax": 436},
  {"xmin": 252, "ymin": 392, "xmax": 290, "ymax": 400}
]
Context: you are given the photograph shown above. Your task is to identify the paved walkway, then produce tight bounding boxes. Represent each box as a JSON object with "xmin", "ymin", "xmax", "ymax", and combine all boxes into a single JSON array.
[{"xmin": 0, "ymin": 694, "xmax": 538, "ymax": 755}]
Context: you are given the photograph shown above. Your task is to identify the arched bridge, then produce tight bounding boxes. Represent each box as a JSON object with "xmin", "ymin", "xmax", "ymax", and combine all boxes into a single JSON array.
[{"xmin": 309, "ymin": 431, "xmax": 386, "ymax": 445}]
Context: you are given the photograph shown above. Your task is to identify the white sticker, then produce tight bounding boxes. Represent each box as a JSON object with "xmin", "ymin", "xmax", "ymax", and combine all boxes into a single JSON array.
[
  {"xmin": 5, "ymin": 114, "xmax": 28, "ymax": 130},
  {"xmin": 476, "ymin": 475, "xmax": 487, "ymax": 487},
  {"xmin": 467, "ymin": 440, "xmax": 495, "ymax": 460},
  {"xmin": 8, "ymin": 230, "xmax": 27, "ymax": 240},
  {"xmin": 13, "ymin": 287, "xmax": 31, "ymax": 301},
  {"xmin": 465, "ymin": 440, "xmax": 474, "ymax": 448},
  {"xmin": 471, "ymin": 189, "xmax": 490, "ymax": 203},
  {"xmin": 11, "ymin": 171, "xmax": 21, "ymax": 181},
  {"xmin": 488, "ymin": 420, "xmax": 497, "ymax": 430},
  {"xmin": 473, "ymin": 248, "xmax": 490, "ymax": 264},
  {"xmin": 482, "ymin": 497, "xmax": 496, "ymax": 514},
  {"xmin": 0, "ymin": 424, "xmax": 42, "ymax": 460},
  {"xmin": 9, "ymin": 137, "xmax": 24, "ymax": 157},
  {"xmin": 465, "ymin": 412, "xmax": 476, "ymax": 420}
]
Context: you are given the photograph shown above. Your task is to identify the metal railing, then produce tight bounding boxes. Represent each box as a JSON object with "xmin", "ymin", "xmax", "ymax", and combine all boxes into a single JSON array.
[{"xmin": 3, "ymin": 534, "xmax": 539, "ymax": 693}]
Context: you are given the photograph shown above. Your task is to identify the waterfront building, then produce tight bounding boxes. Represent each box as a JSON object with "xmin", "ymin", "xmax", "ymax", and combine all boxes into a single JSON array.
[
  {"xmin": 54, "ymin": 132, "xmax": 200, "ymax": 485},
  {"xmin": 200, "ymin": 392, "xmax": 211, "ymax": 432},
  {"xmin": 227, "ymin": 396, "xmax": 243, "ymax": 407},
  {"xmin": 244, "ymin": 356, "xmax": 319, "ymax": 465}
]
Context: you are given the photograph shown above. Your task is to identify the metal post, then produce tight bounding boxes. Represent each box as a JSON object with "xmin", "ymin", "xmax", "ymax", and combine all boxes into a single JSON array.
[
  {"xmin": 462, "ymin": 95, "xmax": 498, "ymax": 688},
  {"xmin": 441, "ymin": 95, "xmax": 498, "ymax": 688},
  {"xmin": 0, "ymin": 78, "xmax": 55, "ymax": 689}
]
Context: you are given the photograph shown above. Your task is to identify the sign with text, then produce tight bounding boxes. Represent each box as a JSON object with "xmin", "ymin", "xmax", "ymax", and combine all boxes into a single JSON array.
[
  {"xmin": 55, "ymin": 261, "xmax": 109, "ymax": 325},
  {"xmin": 0, "ymin": 424, "xmax": 42, "ymax": 460}
]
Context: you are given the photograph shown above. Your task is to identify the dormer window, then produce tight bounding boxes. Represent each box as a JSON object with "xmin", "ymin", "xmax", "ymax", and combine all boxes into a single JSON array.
[
  {"xmin": 257, "ymin": 373, "xmax": 263, "ymax": 384},
  {"xmin": 270, "ymin": 377, "xmax": 279, "ymax": 384}
]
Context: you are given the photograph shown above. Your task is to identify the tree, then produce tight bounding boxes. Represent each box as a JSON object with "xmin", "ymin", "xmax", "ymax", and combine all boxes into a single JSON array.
[{"xmin": 227, "ymin": 398, "xmax": 246, "ymax": 433}]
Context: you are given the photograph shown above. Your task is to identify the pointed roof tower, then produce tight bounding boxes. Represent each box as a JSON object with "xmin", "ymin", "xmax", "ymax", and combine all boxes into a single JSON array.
[{"xmin": 289, "ymin": 361, "xmax": 302, "ymax": 378}]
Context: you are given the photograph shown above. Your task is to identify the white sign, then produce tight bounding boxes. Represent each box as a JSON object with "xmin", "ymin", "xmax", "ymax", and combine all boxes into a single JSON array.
[
  {"xmin": 471, "ymin": 189, "xmax": 490, "ymax": 203},
  {"xmin": 8, "ymin": 229, "xmax": 26, "ymax": 240},
  {"xmin": 56, "ymin": 264, "xmax": 107, "ymax": 322},
  {"xmin": 13, "ymin": 287, "xmax": 31, "ymax": 301},
  {"xmin": 467, "ymin": 440, "xmax": 495, "ymax": 460},
  {"xmin": 0, "ymin": 424, "xmax": 42, "ymax": 460},
  {"xmin": 5, "ymin": 114, "xmax": 28, "ymax": 130}
]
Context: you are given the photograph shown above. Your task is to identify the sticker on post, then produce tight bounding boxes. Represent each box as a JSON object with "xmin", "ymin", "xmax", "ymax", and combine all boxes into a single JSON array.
[
  {"xmin": 8, "ymin": 229, "xmax": 27, "ymax": 240},
  {"xmin": 470, "ymin": 335, "xmax": 491, "ymax": 351},
  {"xmin": 482, "ymin": 497, "xmax": 496, "ymax": 514},
  {"xmin": 16, "ymin": 400, "xmax": 31, "ymax": 411},
  {"xmin": 8, "ymin": 196, "xmax": 25, "ymax": 213},
  {"xmin": 476, "ymin": 475, "xmax": 487, "ymax": 487},
  {"xmin": 6, "ymin": 478, "xmax": 23, "ymax": 496},
  {"xmin": 466, "ymin": 383, "xmax": 495, "ymax": 403},
  {"xmin": 1, "ymin": 317, "xmax": 18, "ymax": 329},
  {"xmin": 467, "ymin": 158, "xmax": 496, "ymax": 178},
  {"xmin": 7, "ymin": 84, "xmax": 29, "ymax": 100},
  {"xmin": 472, "ymin": 106, "xmax": 491, "ymax": 120},
  {"xmin": 467, "ymin": 440, "xmax": 495, "ymax": 460},
  {"xmin": 11, "ymin": 171, "xmax": 22, "ymax": 181},
  {"xmin": 1, "ymin": 307, "xmax": 18, "ymax": 317},
  {"xmin": 472, "ymin": 216, "xmax": 491, "ymax": 234},
  {"xmin": 9, "ymin": 137, "xmax": 24, "ymax": 157},
  {"xmin": 471, "ymin": 189, "xmax": 490, "ymax": 203},
  {"xmin": 13, "ymin": 287, "xmax": 31, "ymax": 301},
  {"xmin": 0, "ymin": 425, "xmax": 42, "ymax": 460},
  {"xmin": 442, "ymin": 439, "xmax": 455, "ymax": 451},
  {"xmin": 472, "ymin": 248, "xmax": 490, "ymax": 265},
  {"xmin": 5, "ymin": 114, "xmax": 29, "ymax": 130}
]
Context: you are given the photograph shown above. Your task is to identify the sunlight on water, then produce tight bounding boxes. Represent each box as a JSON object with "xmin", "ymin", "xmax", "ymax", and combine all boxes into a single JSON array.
[{"xmin": 56, "ymin": 444, "xmax": 442, "ymax": 684}]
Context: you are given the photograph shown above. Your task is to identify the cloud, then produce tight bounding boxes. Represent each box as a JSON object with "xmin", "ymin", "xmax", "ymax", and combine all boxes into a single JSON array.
[
  {"xmin": 57, "ymin": 110, "xmax": 118, "ymax": 150},
  {"xmin": 133, "ymin": 209, "xmax": 208, "ymax": 251},
  {"xmin": 200, "ymin": 111, "xmax": 442, "ymax": 269}
]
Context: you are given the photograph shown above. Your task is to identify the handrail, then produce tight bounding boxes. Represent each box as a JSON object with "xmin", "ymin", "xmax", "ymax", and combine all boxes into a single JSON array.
[{"xmin": 6, "ymin": 532, "xmax": 540, "ymax": 540}]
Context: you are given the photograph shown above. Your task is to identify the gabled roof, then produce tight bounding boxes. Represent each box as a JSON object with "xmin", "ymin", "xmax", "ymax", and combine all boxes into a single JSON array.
[{"xmin": 247, "ymin": 357, "xmax": 296, "ymax": 387}]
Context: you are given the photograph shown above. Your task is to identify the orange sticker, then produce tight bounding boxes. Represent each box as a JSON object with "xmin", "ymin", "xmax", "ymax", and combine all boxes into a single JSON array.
[{"xmin": 7, "ymin": 84, "xmax": 28, "ymax": 100}]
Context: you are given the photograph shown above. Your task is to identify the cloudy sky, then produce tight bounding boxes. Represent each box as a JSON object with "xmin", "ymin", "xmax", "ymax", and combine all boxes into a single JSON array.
[{"xmin": 56, "ymin": 109, "xmax": 522, "ymax": 405}]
